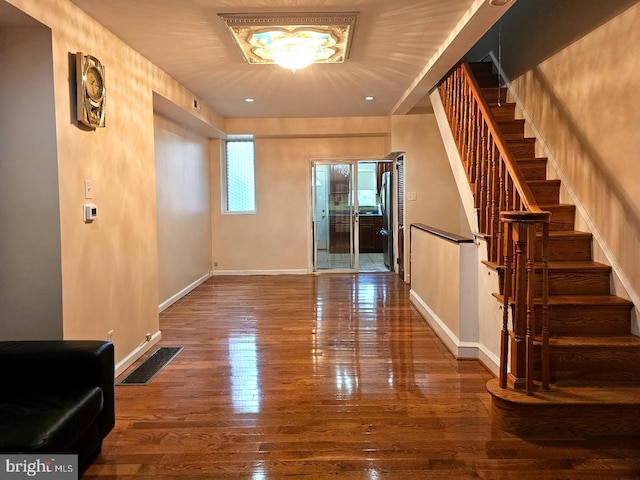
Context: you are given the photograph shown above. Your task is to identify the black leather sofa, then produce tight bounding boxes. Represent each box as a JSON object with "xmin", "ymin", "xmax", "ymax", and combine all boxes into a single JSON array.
[{"xmin": 0, "ymin": 341, "xmax": 115, "ymax": 474}]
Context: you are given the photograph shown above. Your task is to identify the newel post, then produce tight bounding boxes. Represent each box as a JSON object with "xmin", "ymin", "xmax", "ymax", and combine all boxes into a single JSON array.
[{"xmin": 499, "ymin": 211, "xmax": 551, "ymax": 394}]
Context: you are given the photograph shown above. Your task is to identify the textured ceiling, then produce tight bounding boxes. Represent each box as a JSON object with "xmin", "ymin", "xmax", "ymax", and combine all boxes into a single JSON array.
[{"xmin": 55, "ymin": 1, "xmax": 512, "ymax": 118}]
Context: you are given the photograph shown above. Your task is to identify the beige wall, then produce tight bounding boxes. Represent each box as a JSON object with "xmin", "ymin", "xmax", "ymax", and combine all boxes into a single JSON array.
[
  {"xmin": 213, "ymin": 117, "xmax": 390, "ymax": 273},
  {"xmin": 216, "ymin": 115, "xmax": 466, "ymax": 275},
  {"xmin": 409, "ymin": 226, "xmax": 478, "ymax": 359},
  {"xmin": 391, "ymin": 114, "xmax": 471, "ymax": 282},
  {"xmin": 5, "ymin": 0, "xmax": 224, "ymax": 366},
  {"xmin": 154, "ymin": 115, "xmax": 212, "ymax": 307}
]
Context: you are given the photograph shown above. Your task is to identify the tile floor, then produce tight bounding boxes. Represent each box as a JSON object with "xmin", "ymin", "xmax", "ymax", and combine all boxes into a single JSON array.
[{"xmin": 316, "ymin": 251, "xmax": 389, "ymax": 272}]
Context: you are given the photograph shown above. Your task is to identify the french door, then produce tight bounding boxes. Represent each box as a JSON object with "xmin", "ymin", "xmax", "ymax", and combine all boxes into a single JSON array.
[{"xmin": 311, "ymin": 161, "xmax": 359, "ymax": 272}]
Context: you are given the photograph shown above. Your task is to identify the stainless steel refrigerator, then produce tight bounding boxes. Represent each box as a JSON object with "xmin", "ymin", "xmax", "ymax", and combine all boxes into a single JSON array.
[{"xmin": 379, "ymin": 171, "xmax": 393, "ymax": 268}]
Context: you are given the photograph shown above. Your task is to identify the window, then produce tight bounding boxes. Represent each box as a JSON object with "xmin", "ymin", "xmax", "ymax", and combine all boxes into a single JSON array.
[
  {"xmin": 223, "ymin": 138, "xmax": 256, "ymax": 214},
  {"xmin": 357, "ymin": 162, "xmax": 377, "ymax": 207}
]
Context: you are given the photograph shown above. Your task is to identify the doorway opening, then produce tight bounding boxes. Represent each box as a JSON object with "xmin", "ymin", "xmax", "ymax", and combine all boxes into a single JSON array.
[{"xmin": 311, "ymin": 160, "xmax": 393, "ymax": 273}]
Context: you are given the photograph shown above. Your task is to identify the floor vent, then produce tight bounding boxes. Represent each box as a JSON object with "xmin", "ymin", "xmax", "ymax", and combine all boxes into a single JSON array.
[{"xmin": 118, "ymin": 346, "xmax": 183, "ymax": 385}]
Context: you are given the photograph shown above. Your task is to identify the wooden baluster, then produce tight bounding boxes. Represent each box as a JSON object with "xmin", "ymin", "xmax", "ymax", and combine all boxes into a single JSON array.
[
  {"xmin": 449, "ymin": 73, "xmax": 457, "ymax": 138},
  {"xmin": 461, "ymin": 82, "xmax": 470, "ymax": 177},
  {"xmin": 500, "ymin": 221, "xmax": 514, "ymax": 389},
  {"xmin": 496, "ymin": 159, "xmax": 506, "ymax": 264},
  {"xmin": 483, "ymin": 126, "xmax": 491, "ymax": 238},
  {"xmin": 489, "ymin": 142, "xmax": 500, "ymax": 262},
  {"xmin": 454, "ymin": 70, "xmax": 462, "ymax": 143},
  {"xmin": 511, "ymin": 222, "xmax": 528, "ymax": 390},
  {"xmin": 467, "ymin": 85, "xmax": 476, "ymax": 183},
  {"xmin": 465, "ymin": 88, "xmax": 473, "ymax": 180},
  {"xmin": 525, "ymin": 222, "xmax": 537, "ymax": 395},
  {"xmin": 473, "ymin": 109, "xmax": 483, "ymax": 206},
  {"xmin": 541, "ymin": 220, "xmax": 550, "ymax": 390}
]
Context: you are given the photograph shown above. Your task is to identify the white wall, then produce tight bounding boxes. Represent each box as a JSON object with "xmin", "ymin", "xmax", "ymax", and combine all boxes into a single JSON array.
[
  {"xmin": 0, "ymin": 25, "xmax": 63, "ymax": 339},
  {"xmin": 154, "ymin": 114, "xmax": 212, "ymax": 309}
]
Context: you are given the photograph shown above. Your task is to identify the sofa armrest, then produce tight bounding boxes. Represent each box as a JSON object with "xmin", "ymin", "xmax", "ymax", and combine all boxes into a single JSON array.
[{"xmin": 0, "ymin": 341, "xmax": 115, "ymax": 438}]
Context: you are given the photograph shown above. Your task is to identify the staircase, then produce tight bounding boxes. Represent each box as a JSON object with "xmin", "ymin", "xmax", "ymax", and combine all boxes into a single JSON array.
[{"xmin": 458, "ymin": 62, "xmax": 640, "ymax": 437}]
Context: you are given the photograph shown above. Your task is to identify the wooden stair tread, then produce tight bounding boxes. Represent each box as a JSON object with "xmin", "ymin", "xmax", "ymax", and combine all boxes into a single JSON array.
[
  {"xmin": 489, "ymin": 260, "xmax": 610, "ymax": 271},
  {"xmin": 492, "ymin": 293, "xmax": 633, "ymax": 307},
  {"xmin": 547, "ymin": 335, "xmax": 640, "ymax": 347},
  {"xmin": 532, "ymin": 260, "xmax": 610, "ymax": 271},
  {"xmin": 487, "ymin": 378, "xmax": 640, "ymax": 405},
  {"xmin": 544, "ymin": 230, "xmax": 592, "ymax": 239},
  {"xmin": 539, "ymin": 294, "xmax": 633, "ymax": 306},
  {"xmin": 539, "ymin": 203, "xmax": 574, "ymax": 209},
  {"xmin": 527, "ymin": 179, "xmax": 561, "ymax": 186}
]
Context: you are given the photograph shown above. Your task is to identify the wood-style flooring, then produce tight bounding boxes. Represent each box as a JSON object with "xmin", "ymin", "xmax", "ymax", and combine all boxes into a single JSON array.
[{"xmin": 84, "ymin": 274, "xmax": 640, "ymax": 479}]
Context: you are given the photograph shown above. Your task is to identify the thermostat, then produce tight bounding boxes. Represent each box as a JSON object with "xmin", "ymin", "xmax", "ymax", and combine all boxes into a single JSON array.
[{"xmin": 83, "ymin": 203, "xmax": 98, "ymax": 223}]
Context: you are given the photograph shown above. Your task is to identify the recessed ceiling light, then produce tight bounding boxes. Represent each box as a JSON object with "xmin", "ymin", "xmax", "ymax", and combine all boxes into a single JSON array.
[
  {"xmin": 364, "ymin": 96, "xmax": 375, "ymax": 101},
  {"xmin": 245, "ymin": 98, "xmax": 255, "ymax": 103}
]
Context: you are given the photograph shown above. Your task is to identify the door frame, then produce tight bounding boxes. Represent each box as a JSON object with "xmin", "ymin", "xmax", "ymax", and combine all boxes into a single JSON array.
[
  {"xmin": 310, "ymin": 159, "xmax": 359, "ymax": 273},
  {"xmin": 308, "ymin": 156, "xmax": 393, "ymax": 274}
]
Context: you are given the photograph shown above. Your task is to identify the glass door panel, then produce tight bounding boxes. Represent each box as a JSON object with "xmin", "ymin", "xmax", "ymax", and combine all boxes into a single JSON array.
[{"xmin": 311, "ymin": 161, "xmax": 358, "ymax": 272}]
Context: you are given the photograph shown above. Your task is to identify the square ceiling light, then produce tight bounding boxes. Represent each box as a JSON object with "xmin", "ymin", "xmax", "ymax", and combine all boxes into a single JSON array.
[{"xmin": 219, "ymin": 12, "xmax": 358, "ymax": 71}]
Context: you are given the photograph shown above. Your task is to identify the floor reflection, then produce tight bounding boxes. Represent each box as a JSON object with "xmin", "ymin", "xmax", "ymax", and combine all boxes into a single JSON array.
[
  {"xmin": 313, "ymin": 274, "xmax": 414, "ymax": 401},
  {"xmin": 228, "ymin": 332, "xmax": 260, "ymax": 413}
]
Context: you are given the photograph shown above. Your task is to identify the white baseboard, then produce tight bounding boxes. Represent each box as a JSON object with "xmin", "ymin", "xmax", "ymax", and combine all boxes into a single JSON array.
[
  {"xmin": 211, "ymin": 269, "xmax": 308, "ymax": 276},
  {"xmin": 477, "ymin": 345, "xmax": 500, "ymax": 377},
  {"xmin": 115, "ymin": 330, "xmax": 162, "ymax": 377},
  {"xmin": 409, "ymin": 289, "xmax": 479, "ymax": 360},
  {"xmin": 159, "ymin": 271, "xmax": 211, "ymax": 312}
]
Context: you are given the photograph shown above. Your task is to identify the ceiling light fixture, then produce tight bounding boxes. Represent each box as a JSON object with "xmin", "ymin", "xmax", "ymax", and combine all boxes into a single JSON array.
[
  {"xmin": 270, "ymin": 34, "xmax": 318, "ymax": 72},
  {"xmin": 219, "ymin": 12, "xmax": 358, "ymax": 72},
  {"xmin": 364, "ymin": 96, "xmax": 375, "ymax": 101},
  {"xmin": 245, "ymin": 98, "xmax": 255, "ymax": 103}
]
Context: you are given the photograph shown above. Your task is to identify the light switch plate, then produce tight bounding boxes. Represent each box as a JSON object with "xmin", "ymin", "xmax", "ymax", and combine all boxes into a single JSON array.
[{"xmin": 84, "ymin": 180, "xmax": 93, "ymax": 199}]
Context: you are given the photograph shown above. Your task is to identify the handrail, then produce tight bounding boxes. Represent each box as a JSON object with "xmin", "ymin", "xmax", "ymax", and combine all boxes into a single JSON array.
[
  {"xmin": 460, "ymin": 64, "xmax": 544, "ymax": 215},
  {"xmin": 438, "ymin": 61, "xmax": 550, "ymax": 395}
]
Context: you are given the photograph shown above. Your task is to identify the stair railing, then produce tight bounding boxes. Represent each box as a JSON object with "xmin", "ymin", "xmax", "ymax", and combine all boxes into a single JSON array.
[{"xmin": 437, "ymin": 62, "xmax": 550, "ymax": 395}]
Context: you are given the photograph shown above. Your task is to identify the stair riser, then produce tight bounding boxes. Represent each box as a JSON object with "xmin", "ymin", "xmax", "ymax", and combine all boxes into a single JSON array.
[
  {"xmin": 535, "ymin": 204, "xmax": 576, "ymax": 231},
  {"xmin": 476, "ymin": 75, "xmax": 500, "ymax": 88},
  {"xmin": 539, "ymin": 236, "xmax": 592, "ymax": 262},
  {"xmin": 535, "ymin": 347, "xmax": 640, "ymax": 381},
  {"xmin": 508, "ymin": 141, "xmax": 536, "ymax": 158},
  {"xmin": 534, "ymin": 305, "xmax": 632, "ymax": 335},
  {"xmin": 529, "ymin": 182, "xmax": 561, "ymax": 205},
  {"xmin": 490, "ymin": 105, "xmax": 515, "ymax": 122},
  {"xmin": 481, "ymin": 87, "xmax": 508, "ymax": 101},
  {"xmin": 535, "ymin": 270, "xmax": 611, "ymax": 296},
  {"xmin": 491, "ymin": 398, "xmax": 640, "ymax": 437},
  {"xmin": 498, "ymin": 119, "xmax": 525, "ymax": 137},
  {"xmin": 519, "ymin": 164, "xmax": 547, "ymax": 181}
]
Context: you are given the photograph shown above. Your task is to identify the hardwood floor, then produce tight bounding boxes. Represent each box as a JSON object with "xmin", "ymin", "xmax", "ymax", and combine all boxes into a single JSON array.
[{"xmin": 84, "ymin": 274, "xmax": 640, "ymax": 479}]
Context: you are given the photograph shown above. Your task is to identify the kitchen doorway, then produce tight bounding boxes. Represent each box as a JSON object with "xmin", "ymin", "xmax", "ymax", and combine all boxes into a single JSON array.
[
  {"xmin": 311, "ymin": 160, "xmax": 393, "ymax": 273},
  {"xmin": 311, "ymin": 161, "xmax": 359, "ymax": 272}
]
